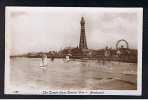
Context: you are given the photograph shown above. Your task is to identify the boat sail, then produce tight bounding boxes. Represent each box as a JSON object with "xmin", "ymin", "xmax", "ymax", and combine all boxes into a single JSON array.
[
  {"xmin": 66, "ymin": 55, "xmax": 70, "ymax": 61},
  {"xmin": 40, "ymin": 54, "xmax": 48, "ymax": 68},
  {"xmin": 65, "ymin": 53, "xmax": 72, "ymax": 62}
]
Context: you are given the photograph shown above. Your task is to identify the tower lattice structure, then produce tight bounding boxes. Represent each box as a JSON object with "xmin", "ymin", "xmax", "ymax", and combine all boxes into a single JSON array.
[{"xmin": 79, "ymin": 17, "xmax": 88, "ymax": 49}]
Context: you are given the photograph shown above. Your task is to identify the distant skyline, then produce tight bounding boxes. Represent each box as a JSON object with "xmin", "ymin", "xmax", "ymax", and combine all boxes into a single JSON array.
[{"xmin": 5, "ymin": 7, "xmax": 142, "ymax": 55}]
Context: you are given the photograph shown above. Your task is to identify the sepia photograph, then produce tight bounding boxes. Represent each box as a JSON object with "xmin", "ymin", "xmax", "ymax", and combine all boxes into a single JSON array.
[{"xmin": 5, "ymin": 7, "xmax": 143, "ymax": 95}]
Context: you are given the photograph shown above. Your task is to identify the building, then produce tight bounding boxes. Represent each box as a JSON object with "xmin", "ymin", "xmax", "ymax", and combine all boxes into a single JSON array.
[{"xmin": 47, "ymin": 17, "xmax": 137, "ymax": 63}]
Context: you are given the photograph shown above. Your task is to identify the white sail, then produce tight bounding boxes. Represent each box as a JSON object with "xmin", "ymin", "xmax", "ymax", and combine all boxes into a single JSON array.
[
  {"xmin": 65, "ymin": 53, "xmax": 72, "ymax": 62},
  {"xmin": 66, "ymin": 55, "xmax": 70, "ymax": 61},
  {"xmin": 40, "ymin": 54, "xmax": 48, "ymax": 68}
]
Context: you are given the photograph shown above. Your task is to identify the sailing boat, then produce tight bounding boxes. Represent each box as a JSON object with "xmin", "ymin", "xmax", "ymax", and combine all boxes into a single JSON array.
[
  {"xmin": 65, "ymin": 53, "xmax": 72, "ymax": 62},
  {"xmin": 40, "ymin": 54, "xmax": 48, "ymax": 68},
  {"xmin": 66, "ymin": 55, "xmax": 70, "ymax": 61}
]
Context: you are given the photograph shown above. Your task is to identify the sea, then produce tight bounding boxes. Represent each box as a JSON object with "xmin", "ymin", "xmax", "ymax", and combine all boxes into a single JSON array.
[{"xmin": 8, "ymin": 57, "xmax": 137, "ymax": 91}]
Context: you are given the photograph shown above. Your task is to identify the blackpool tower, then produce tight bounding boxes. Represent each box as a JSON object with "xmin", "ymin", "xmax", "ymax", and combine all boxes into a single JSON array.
[{"xmin": 79, "ymin": 17, "xmax": 88, "ymax": 49}]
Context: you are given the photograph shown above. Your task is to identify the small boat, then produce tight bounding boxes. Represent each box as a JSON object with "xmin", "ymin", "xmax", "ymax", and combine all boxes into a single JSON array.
[
  {"xmin": 40, "ymin": 54, "xmax": 48, "ymax": 68},
  {"xmin": 64, "ymin": 53, "xmax": 72, "ymax": 62},
  {"xmin": 65, "ymin": 55, "xmax": 70, "ymax": 62}
]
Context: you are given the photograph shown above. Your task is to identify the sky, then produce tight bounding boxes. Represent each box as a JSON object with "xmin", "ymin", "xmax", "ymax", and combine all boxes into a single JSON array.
[{"xmin": 5, "ymin": 7, "xmax": 142, "ymax": 55}]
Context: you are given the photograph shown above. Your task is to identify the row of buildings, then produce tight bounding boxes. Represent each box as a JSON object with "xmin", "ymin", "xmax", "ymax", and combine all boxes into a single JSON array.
[{"xmin": 26, "ymin": 17, "xmax": 137, "ymax": 63}]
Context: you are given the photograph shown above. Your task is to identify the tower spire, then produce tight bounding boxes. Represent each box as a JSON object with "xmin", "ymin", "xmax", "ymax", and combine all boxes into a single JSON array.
[{"xmin": 79, "ymin": 17, "xmax": 88, "ymax": 49}]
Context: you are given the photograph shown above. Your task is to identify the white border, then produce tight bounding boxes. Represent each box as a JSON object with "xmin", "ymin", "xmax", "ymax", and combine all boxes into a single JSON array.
[{"xmin": 5, "ymin": 7, "xmax": 143, "ymax": 95}]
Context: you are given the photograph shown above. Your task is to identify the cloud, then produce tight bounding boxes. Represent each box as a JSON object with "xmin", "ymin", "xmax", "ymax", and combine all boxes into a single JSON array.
[{"xmin": 6, "ymin": 7, "xmax": 140, "ymax": 55}]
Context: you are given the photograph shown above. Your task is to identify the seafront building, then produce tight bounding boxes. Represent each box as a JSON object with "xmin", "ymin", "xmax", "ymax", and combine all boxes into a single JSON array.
[{"xmin": 26, "ymin": 17, "xmax": 137, "ymax": 63}]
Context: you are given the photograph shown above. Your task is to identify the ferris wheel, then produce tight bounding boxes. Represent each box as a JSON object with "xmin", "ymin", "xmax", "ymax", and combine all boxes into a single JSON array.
[{"xmin": 116, "ymin": 39, "xmax": 129, "ymax": 50}]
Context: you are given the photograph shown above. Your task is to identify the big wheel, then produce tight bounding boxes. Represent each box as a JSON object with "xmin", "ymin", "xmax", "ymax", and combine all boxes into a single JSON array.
[{"xmin": 116, "ymin": 39, "xmax": 129, "ymax": 50}]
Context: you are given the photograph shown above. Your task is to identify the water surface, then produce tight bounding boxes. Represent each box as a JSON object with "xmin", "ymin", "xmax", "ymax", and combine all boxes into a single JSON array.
[{"xmin": 9, "ymin": 57, "xmax": 137, "ymax": 90}]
